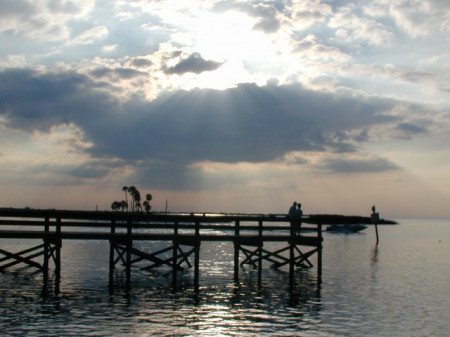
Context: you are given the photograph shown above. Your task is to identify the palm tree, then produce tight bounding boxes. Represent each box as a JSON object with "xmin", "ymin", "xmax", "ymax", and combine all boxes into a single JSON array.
[
  {"xmin": 128, "ymin": 186, "xmax": 137, "ymax": 211},
  {"xmin": 143, "ymin": 193, "xmax": 152, "ymax": 213},
  {"xmin": 111, "ymin": 201, "xmax": 121, "ymax": 211},
  {"xmin": 122, "ymin": 186, "xmax": 129, "ymax": 212},
  {"xmin": 120, "ymin": 200, "xmax": 128, "ymax": 212},
  {"xmin": 134, "ymin": 189, "xmax": 142, "ymax": 212},
  {"xmin": 143, "ymin": 200, "xmax": 150, "ymax": 213}
]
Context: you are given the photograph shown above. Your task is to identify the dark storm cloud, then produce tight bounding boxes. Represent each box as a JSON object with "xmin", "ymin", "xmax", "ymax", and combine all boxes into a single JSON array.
[
  {"xmin": 164, "ymin": 53, "xmax": 222, "ymax": 75},
  {"xmin": 33, "ymin": 163, "xmax": 110, "ymax": 180},
  {"xmin": 89, "ymin": 67, "xmax": 145, "ymax": 80},
  {"xmin": 0, "ymin": 0, "xmax": 34, "ymax": 19},
  {"xmin": 130, "ymin": 58, "xmax": 153, "ymax": 68},
  {"xmin": 395, "ymin": 122, "xmax": 427, "ymax": 134},
  {"xmin": 318, "ymin": 157, "xmax": 399, "ymax": 173},
  {"xmin": 0, "ymin": 68, "xmax": 407, "ymax": 181},
  {"xmin": 0, "ymin": 69, "xmax": 116, "ymax": 132},
  {"xmin": 394, "ymin": 122, "xmax": 427, "ymax": 140}
]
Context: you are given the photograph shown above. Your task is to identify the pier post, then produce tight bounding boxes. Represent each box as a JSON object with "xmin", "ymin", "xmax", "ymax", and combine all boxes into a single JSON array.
[
  {"xmin": 109, "ymin": 219, "xmax": 116, "ymax": 286},
  {"xmin": 55, "ymin": 217, "xmax": 61, "ymax": 295},
  {"xmin": 258, "ymin": 220, "xmax": 263, "ymax": 285},
  {"xmin": 234, "ymin": 220, "xmax": 240, "ymax": 283},
  {"xmin": 43, "ymin": 217, "xmax": 50, "ymax": 290},
  {"xmin": 194, "ymin": 221, "xmax": 200, "ymax": 292},
  {"xmin": 126, "ymin": 220, "xmax": 132, "ymax": 290},
  {"xmin": 172, "ymin": 221, "xmax": 178, "ymax": 291},
  {"xmin": 317, "ymin": 224, "xmax": 322, "ymax": 283},
  {"xmin": 289, "ymin": 221, "xmax": 295, "ymax": 282},
  {"xmin": 375, "ymin": 223, "xmax": 379, "ymax": 244},
  {"xmin": 371, "ymin": 211, "xmax": 380, "ymax": 244}
]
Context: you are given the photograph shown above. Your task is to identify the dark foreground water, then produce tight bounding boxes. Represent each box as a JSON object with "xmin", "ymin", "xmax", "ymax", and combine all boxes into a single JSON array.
[{"xmin": 0, "ymin": 218, "xmax": 448, "ymax": 336}]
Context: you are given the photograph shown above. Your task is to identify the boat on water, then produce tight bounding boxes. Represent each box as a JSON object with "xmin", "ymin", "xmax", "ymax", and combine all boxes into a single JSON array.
[{"xmin": 326, "ymin": 224, "xmax": 367, "ymax": 233}]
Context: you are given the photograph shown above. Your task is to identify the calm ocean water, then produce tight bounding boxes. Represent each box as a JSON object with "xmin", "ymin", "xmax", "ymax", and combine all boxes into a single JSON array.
[{"xmin": 0, "ymin": 218, "xmax": 448, "ymax": 336}]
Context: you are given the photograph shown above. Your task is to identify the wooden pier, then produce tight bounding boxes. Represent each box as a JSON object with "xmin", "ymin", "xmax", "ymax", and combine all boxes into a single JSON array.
[{"xmin": 0, "ymin": 208, "xmax": 388, "ymax": 294}]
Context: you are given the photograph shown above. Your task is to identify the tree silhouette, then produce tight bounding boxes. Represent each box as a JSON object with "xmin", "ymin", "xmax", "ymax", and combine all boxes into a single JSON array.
[
  {"xmin": 113, "ymin": 186, "xmax": 151, "ymax": 213},
  {"xmin": 134, "ymin": 189, "xmax": 142, "ymax": 212},
  {"xmin": 111, "ymin": 201, "xmax": 121, "ymax": 211},
  {"xmin": 128, "ymin": 186, "xmax": 137, "ymax": 211},
  {"xmin": 122, "ymin": 186, "xmax": 129, "ymax": 212},
  {"xmin": 120, "ymin": 200, "xmax": 128, "ymax": 212},
  {"xmin": 143, "ymin": 193, "xmax": 152, "ymax": 213}
]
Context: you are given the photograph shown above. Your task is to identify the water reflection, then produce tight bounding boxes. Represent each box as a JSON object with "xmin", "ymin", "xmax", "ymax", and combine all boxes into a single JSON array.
[
  {"xmin": 129, "ymin": 269, "xmax": 321, "ymax": 336},
  {"xmin": 0, "ymin": 237, "xmax": 323, "ymax": 335},
  {"xmin": 370, "ymin": 245, "xmax": 379, "ymax": 266},
  {"xmin": 2, "ymin": 220, "xmax": 450, "ymax": 336}
]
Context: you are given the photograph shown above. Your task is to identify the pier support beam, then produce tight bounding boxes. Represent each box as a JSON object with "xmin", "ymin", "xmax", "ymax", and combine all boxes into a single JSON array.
[{"xmin": 0, "ymin": 216, "xmax": 62, "ymax": 296}]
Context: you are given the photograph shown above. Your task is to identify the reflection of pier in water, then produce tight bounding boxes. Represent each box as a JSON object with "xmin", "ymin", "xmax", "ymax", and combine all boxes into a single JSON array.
[{"xmin": 0, "ymin": 208, "xmax": 390, "ymax": 295}]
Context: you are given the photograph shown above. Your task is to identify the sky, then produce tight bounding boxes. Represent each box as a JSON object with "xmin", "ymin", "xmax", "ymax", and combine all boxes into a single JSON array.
[{"xmin": 0, "ymin": 0, "xmax": 449, "ymax": 218}]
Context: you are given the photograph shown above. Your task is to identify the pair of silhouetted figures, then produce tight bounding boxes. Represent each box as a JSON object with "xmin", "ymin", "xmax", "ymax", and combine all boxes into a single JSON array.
[{"xmin": 288, "ymin": 201, "xmax": 303, "ymax": 236}]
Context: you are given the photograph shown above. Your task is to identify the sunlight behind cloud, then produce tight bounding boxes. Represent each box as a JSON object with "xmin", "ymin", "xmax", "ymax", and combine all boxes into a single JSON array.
[{"xmin": 163, "ymin": 7, "xmax": 294, "ymax": 89}]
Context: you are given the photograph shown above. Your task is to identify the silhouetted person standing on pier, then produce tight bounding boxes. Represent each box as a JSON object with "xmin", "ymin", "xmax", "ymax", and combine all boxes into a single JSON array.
[
  {"xmin": 288, "ymin": 202, "xmax": 297, "ymax": 219},
  {"xmin": 295, "ymin": 203, "xmax": 303, "ymax": 235},
  {"xmin": 288, "ymin": 201, "xmax": 302, "ymax": 236}
]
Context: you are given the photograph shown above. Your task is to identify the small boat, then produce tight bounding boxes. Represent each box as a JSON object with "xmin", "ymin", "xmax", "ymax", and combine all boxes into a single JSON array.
[{"xmin": 326, "ymin": 224, "xmax": 367, "ymax": 233}]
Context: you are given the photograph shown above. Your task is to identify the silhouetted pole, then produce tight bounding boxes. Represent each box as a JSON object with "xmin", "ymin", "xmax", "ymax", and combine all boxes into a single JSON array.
[
  {"xmin": 371, "ymin": 205, "xmax": 380, "ymax": 245},
  {"xmin": 375, "ymin": 223, "xmax": 379, "ymax": 244}
]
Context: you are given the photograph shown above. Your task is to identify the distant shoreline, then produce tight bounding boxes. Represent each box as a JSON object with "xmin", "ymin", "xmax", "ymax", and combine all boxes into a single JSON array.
[{"xmin": 0, "ymin": 207, "xmax": 397, "ymax": 225}]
